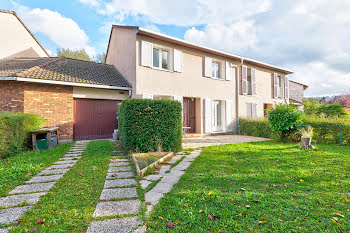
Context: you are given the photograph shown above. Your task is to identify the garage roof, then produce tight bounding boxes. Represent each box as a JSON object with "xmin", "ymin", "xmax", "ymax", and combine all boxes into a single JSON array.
[{"xmin": 0, "ymin": 57, "xmax": 132, "ymax": 88}]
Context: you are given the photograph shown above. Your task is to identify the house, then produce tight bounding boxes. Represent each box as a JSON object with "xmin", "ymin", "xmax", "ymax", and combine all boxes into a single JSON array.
[
  {"xmin": 106, "ymin": 25, "xmax": 293, "ymax": 135},
  {"xmin": 0, "ymin": 10, "xmax": 49, "ymax": 59},
  {"xmin": 0, "ymin": 57, "xmax": 131, "ymax": 141},
  {"xmin": 288, "ymin": 80, "xmax": 308, "ymax": 110}
]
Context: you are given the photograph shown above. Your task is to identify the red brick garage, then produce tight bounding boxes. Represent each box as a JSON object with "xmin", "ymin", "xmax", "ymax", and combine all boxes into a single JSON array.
[
  {"xmin": 0, "ymin": 57, "xmax": 131, "ymax": 141},
  {"xmin": 73, "ymin": 99, "xmax": 121, "ymax": 140}
]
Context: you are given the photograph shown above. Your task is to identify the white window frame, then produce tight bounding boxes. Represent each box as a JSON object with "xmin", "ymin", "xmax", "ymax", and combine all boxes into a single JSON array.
[
  {"xmin": 276, "ymin": 75, "xmax": 282, "ymax": 98},
  {"xmin": 152, "ymin": 47, "xmax": 170, "ymax": 71},
  {"xmin": 211, "ymin": 60, "xmax": 223, "ymax": 80}
]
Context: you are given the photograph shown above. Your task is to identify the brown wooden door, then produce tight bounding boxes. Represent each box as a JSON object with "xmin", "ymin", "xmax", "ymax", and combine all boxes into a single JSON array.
[
  {"xmin": 183, "ymin": 97, "xmax": 196, "ymax": 133},
  {"xmin": 73, "ymin": 99, "xmax": 120, "ymax": 140}
]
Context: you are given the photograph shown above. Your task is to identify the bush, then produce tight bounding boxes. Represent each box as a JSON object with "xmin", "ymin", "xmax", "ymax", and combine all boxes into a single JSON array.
[
  {"xmin": 303, "ymin": 100, "xmax": 320, "ymax": 116},
  {"xmin": 118, "ymin": 99, "xmax": 182, "ymax": 153},
  {"xmin": 316, "ymin": 104, "xmax": 346, "ymax": 118},
  {"xmin": 239, "ymin": 118, "xmax": 277, "ymax": 139},
  {"xmin": 239, "ymin": 116, "xmax": 350, "ymax": 146},
  {"xmin": 267, "ymin": 103, "xmax": 304, "ymax": 141},
  {"xmin": 0, "ymin": 112, "xmax": 43, "ymax": 158}
]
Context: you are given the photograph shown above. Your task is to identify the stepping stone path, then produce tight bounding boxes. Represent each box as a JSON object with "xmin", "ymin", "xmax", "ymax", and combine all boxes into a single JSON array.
[
  {"xmin": 87, "ymin": 144, "xmax": 144, "ymax": 233},
  {"xmin": 0, "ymin": 141, "xmax": 88, "ymax": 232},
  {"xmin": 143, "ymin": 149, "xmax": 202, "ymax": 214}
]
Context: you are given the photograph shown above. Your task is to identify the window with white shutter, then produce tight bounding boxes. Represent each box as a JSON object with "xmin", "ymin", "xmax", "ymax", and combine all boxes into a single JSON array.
[
  {"xmin": 251, "ymin": 68, "xmax": 257, "ymax": 96},
  {"xmin": 226, "ymin": 100, "xmax": 233, "ymax": 131},
  {"xmin": 273, "ymin": 73, "xmax": 278, "ymax": 98},
  {"xmin": 204, "ymin": 57, "xmax": 212, "ymax": 77},
  {"xmin": 142, "ymin": 93, "xmax": 153, "ymax": 99},
  {"xmin": 242, "ymin": 65, "xmax": 248, "ymax": 95},
  {"xmin": 225, "ymin": 62, "xmax": 232, "ymax": 81},
  {"xmin": 141, "ymin": 41, "xmax": 153, "ymax": 67},
  {"xmin": 284, "ymin": 76, "xmax": 289, "ymax": 99},
  {"xmin": 246, "ymin": 102, "xmax": 257, "ymax": 119},
  {"xmin": 204, "ymin": 99, "xmax": 212, "ymax": 133},
  {"xmin": 173, "ymin": 49, "xmax": 183, "ymax": 72},
  {"xmin": 252, "ymin": 103, "xmax": 257, "ymax": 119}
]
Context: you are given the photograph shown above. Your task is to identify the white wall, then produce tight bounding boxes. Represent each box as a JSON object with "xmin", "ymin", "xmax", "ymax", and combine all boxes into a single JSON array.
[{"xmin": 0, "ymin": 12, "xmax": 48, "ymax": 59}]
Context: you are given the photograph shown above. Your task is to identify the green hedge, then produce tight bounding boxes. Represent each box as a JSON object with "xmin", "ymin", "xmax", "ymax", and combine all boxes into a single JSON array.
[
  {"xmin": 239, "ymin": 117, "xmax": 350, "ymax": 146},
  {"xmin": 0, "ymin": 112, "xmax": 44, "ymax": 158},
  {"xmin": 118, "ymin": 99, "xmax": 182, "ymax": 152}
]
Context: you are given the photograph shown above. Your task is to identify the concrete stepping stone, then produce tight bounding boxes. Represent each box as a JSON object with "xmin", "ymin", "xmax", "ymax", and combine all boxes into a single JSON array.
[
  {"xmin": 65, "ymin": 153, "xmax": 82, "ymax": 156},
  {"xmin": 150, "ymin": 181, "xmax": 173, "ymax": 194},
  {"xmin": 93, "ymin": 200, "xmax": 141, "ymax": 217},
  {"xmin": 110, "ymin": 158, "xmax": 129, "ymax": 162},
  {"xmin": 104, "ymin": 179, "xmax": 137, "ymax": 188},
  {"xmin": 0, "ymin": 227, "xmax": 11, "ymax": 233},
  {"xmin": 109, "ymin": 162, "xmax": 130, "ymax": 167},
  {"xmin": 59, "ymin": 157, "xmax": 81, "ymax": 161},
  {"xmin": 9, "ymin": 182, "xmax": 55, "ymax": 194},
  {"xmin": 161, "ymin": 174, "xmax": 181, "ymax": 185},
  {"xmin": 38, "ymin": 169, "xmax": 69, "ymax": 176},
  {"xmin": 167, "ymin": 155, "xmax": 183, "ymax": 164},
  {"xmin": 169, "ymin": 169, "xmax": 185, "ymax": 177},
  {"xmin": 172, "ymin": 161, "xmax": 192, "ymax": 171},
  {"xmin": 144, "ymin": 174, "xmax": 162, "ymax": 181},
  {"xmin": 0, "ymin": 206, "xmax": 31, "ymax": 224},
  {"xmin": 158, "ymin": 165, "xmax": 171, "ymax": 175},
  {"xmin": 140, "ymin": 180, "xmax": 152, "ymax": 189},
  {"xmin": 87, "ymin": 216, "xmax": 141, "ymax": 233},
  {"xmin": 108, "ymin": 166, "xmax": 132, "ymax": 173},
  {"xmin": 144, "ymin": 191, "xmax": 164, "ymax": 205},
  {"xmin": 100, "ymin": 188, "xmax": 138, "ymax": 200},
  {"xmin": 26, "ymin": 174, "xmax": 63, "ymax": 183},
  {"xmin": 106, "ymin": 172, "xmax": 135, "ymax": 179},
  {"xmin": 0, "ymin": 192, "xmax": 46, "ymax": 207},
  {"xmin": 54, "ymin": 160, "xmax": 76, "ymax": 165},
  {"xmin": 133, "ymin": 225, "xmax": 147, "ymax": 233},
  {"xmin": 48, "ymin": 164, "xmax": 74, "ymax": 169}
]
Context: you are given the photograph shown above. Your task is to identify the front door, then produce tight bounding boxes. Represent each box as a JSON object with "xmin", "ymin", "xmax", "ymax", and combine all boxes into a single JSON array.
[{"xmin": 183, "ymin": 97, "xmax": 196, "ymax": 133}]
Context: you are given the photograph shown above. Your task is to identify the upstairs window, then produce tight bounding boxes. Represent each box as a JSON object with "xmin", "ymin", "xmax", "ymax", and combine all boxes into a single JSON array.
[
  {"xmin": 153, "ymin": 48, "xmax": 169, "ymax": 70},
  {"xmin": 212, "ymin": 62, "xmax": 220, "ymax": 79},
  {"xmin": 247, "ymin": 68, "xmax": 252, "ymax": 95}
]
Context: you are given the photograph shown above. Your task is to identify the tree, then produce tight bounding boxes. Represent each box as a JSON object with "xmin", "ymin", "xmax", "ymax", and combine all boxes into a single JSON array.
[
  {"xmin": 95, "ymin": 52, "xmax": 106, "ymax": 63},
  {"xmin": 303, "ymin": 100, "xmax": 320, "ymax": 116},
  {"xmin": 267, "ymin": 103, "xmax": 304, "ymax": 141},
  {"xmin": 327, "ymin": 94, "xmax": 350, "ymax": 108},
  {"xmin": 316, "ymin": 104, "xmax": 347, "ymax": 118},
  {"xmin": 57, "ymin": 48, "xmax": 92, "ymax": 61}
]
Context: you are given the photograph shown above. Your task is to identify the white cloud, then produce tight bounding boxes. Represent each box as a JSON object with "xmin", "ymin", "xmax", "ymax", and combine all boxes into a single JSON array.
[
  {"xmin": 16, "ymin": 5, "xmax": 96, "ymax": 57},
  {"xmin": 143, "ymin": 24, "xmax": 160, "ymax": 33},
  {"xmin": 78, "ymin": 0, "xmax": 100, "ymax": 7}
]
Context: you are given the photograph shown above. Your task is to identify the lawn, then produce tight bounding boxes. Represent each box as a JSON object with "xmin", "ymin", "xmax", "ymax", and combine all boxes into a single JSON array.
[
  {"xmin": 10, "ymin": 140, "xmax": 112, "ymax": 232},
  {"xmin": 0, "ymin": 143, "xmax": 73, "ymax": 197},
  {"xmin": 146, "ymin": 142, "xmax": 350, "ymax": 232}
]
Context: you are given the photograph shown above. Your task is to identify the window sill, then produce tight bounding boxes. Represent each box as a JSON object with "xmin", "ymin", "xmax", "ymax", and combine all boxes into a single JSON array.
[
  {"xmin": 149, "ymin": 66, "xmax": 174, "ymax": 73},
  {"xmin": 210, "ymin": 77, "xmax": 225, "ymax": 81}
]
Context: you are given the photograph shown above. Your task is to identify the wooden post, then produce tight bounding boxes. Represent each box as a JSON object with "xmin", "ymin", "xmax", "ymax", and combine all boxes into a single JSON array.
[
  {"xmin": 47, "ymin": 132, "xmax": 52, "ymax": 149},
  {"xmin": 32, "ymin": 133, "xmax": 37, "ymax": 150},
  {"xmin": 56, "ymin": 129, "xmax": 59, "ymax": 145}
]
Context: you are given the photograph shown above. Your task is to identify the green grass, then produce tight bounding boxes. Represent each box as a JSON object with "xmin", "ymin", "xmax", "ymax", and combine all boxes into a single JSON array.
[
  {"xmin": 0, "ymin": 143, "xmax": 73, "ymax": 197},
  {"xmin": 10, "ymin": 140, "xmax": 112, "ymax": 232},
  {"xmin": 146, "ymin": 142, "xmax": 350, "ymax": 232}
]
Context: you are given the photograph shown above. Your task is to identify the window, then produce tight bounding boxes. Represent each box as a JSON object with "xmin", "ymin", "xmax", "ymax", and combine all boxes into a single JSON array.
[
  {"xmin": 212, "ymin": 100, "xmax": 222, "ymax": 131},
  {"xmin": 246, "ymin": 102, "xmax": 257, "ymax": 119},
  {"xmin": 162, "ymin": 50, "xmax": 169, "ymax": 69},
  {"xmin": 247, "ymin": 68, "xmax": 252, "ymax": 95},
  {"xmin": 152, "ymin": 48, "xmax": 169, "ymax": 70},
  {"xmin": 153, "ymin": 48, "xmax": 159, "ymax": 68},
  {"xmin": 277, "ymin": 75, "xmax": 282, "ymax": 98},
  {"xmin": 212, "ymin": 62, "xmax": 220, "ymax": 79}
]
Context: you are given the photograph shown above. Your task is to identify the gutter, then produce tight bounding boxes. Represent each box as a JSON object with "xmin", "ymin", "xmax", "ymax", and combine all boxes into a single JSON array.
[{"xmin": 0, "ymin": 77, "xmax": 132, "ymax": 91}]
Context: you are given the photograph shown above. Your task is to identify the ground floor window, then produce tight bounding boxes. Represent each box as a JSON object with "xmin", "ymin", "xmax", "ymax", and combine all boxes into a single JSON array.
[{"xmin": 212, "ymin": 100, "xmax": 222, "ymax": 131}]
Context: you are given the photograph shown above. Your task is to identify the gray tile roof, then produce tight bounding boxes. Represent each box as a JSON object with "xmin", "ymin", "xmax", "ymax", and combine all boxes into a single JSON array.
[{"xmin": 0, "ymin": 57, "xmax": 131, "ymax": 88}]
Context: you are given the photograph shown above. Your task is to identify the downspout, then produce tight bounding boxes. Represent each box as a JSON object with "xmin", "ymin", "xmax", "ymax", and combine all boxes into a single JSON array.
[{"xmin": 235, "ymin": 58, "xmax": 244, "ymax": 134}]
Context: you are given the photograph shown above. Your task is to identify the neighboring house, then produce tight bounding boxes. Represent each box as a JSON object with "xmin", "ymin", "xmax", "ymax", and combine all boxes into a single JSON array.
[
  {"xmin": 0, "ymin": 10, "xmax": 49, "ymax": 59},
  {"xmin": 106, "ymin": 25, "xmax": 293, "ymax": 135},
  {"xmin": 289, "ymin": 80, "xmax": 308, "ymax": 110},
  {"xmin": 0, "ymin": 57, "xmax": 131, "ymax": 141}
]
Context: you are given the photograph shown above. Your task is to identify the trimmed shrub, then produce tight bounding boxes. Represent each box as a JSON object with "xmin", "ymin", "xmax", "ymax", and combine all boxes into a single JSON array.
[
  {"xmin": 118, "ymin": 99, "xmax": 182, "ymax": 153},
  {"xmin": 239, "ymin": 116, "xmax": 350, "ymax": 146},
  {"xmin": 316, "ymin": 104, "xmax": 347, "ymax": 118},
  {"xmin": 0, "ymin": 112, "xmax": 44, "ymax": 158},
  {"xmin": 267, "ymin": 103, "xmax": 304, "ymax": 141},
  {"xmin": 239, "ymin": 118, "xmax": 277, "ymax": 139}
]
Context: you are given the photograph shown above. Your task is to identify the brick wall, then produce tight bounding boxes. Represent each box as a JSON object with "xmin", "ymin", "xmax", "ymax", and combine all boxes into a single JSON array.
[
  {"xmin": 0, "ymin": 81, "xmax": 73, "ymax": 140},
  {"xmin": 23, "ymin": 83, "xmax": 73, "ymax": 140},
  {"xmin": 0, "ymin": 81, "xmax": 24, "ymax": 111}
]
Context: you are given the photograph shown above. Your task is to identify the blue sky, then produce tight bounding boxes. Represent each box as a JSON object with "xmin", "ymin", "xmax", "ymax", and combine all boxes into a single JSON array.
[{"xmin": 1, "ymin": 0, "xmax": 350, "ymax": 96}]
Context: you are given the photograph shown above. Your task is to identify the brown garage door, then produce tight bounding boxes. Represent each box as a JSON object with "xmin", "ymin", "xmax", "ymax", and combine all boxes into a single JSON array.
[{"xmin": 73, "ymin": 99, "xmax": 120, "ymax": 140}]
